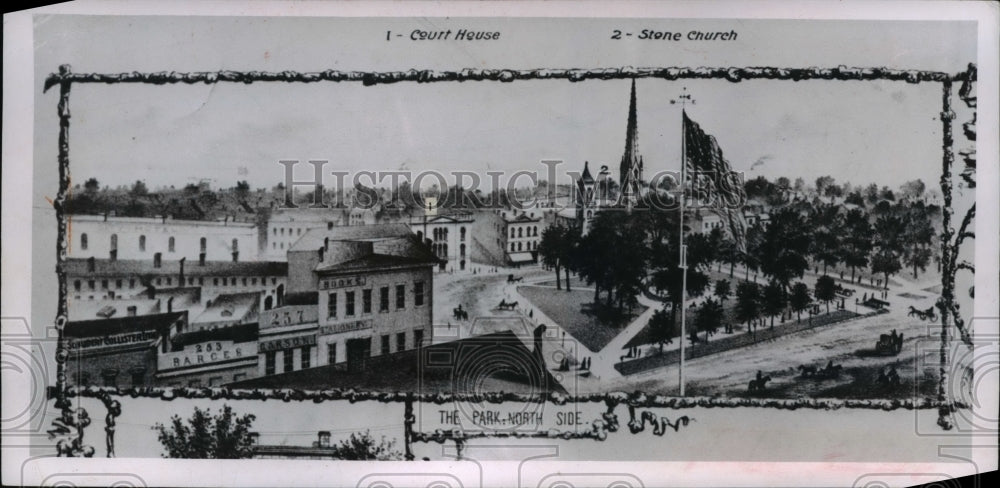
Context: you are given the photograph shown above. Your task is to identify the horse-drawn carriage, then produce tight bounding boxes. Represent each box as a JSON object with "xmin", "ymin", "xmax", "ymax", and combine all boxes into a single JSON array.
[
  {"xmin": 908, "ymin": 305, "xmax": 937, "ymax": 322},
  {"xmin": 497, "ymin": 299, "xmax": 518, "ymax": 311},
  {"xmin": 834, "ymin": 284, "xmax": 855, "ymax": 297},
  {"xmin": 452, "ymin": 305, "xmax": 469, "ymax": 320},
  {"xmin": 507, "ymin": 274, "xmax": 523, "ymax": 283},
  {"xmin": 875, "ymin": 330, "xmax": 904, "ymax": 355}
]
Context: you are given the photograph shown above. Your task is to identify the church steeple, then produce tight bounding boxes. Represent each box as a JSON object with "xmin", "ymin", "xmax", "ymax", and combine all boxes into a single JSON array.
[{"xmin": 619, "ymin": 79, "xmax": 643, "ymax": 209}]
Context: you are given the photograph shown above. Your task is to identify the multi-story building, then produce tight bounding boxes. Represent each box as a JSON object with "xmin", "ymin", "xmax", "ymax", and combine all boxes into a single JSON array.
[
  {"xmin": 498, "ymin": 209, "xmax": 544, "ymax": 266},
  {"xmin": 264, "ymin": 208, "xmax": 345, "ymax": 260},
  {"xmin": 253, "ymin": 224, "xmax": 439, "ymax": 379},
  {"xmin": 154, "ymin": 292, "xmax": 260, "ymax": 387},
  {"xmin": 65, "ymin": 257, "xmax": 288, "ymax": 311},
  {"xmin": 409, "ymin": 212, "xmax": 474, "ymax": 271},
  {"xmin": 65, "ymin": 311, "xmax": 187, "ymax": 388},
  {"xmin": 68, "ymin": 214, "xmax": 258, "ymax": 263}
]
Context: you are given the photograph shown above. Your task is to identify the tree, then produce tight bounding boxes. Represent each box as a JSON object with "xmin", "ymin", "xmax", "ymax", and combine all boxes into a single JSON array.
[
  {"xmin": 809, "ymin": 204, "xmax": 844, "ymax": 274},
  {"xmin": 900, "ymin": 201, "xmax": 936, "ymax": 279},
  {"xmin": 327, "ymin": 430, "xmax": 403, "ymax": 460},
  {"xmin": 714, "ymin": 279, "xmax": 732, "ymax": 304},
  {"xmin": 154, "ymin": 405, "xmax": 256, "ymax": 459},
  {"xmin": 84, "ymin": 177, "xmax": 100, "ymax": 193},
  {"xmin": 694, "ymin": 298, "xmax": 724, "ymax": 342},
  {"xmin": 130, "ymin": 180, "xmax": 149, "ymax": 198},
  {"xmin": 841, "ymin": 208, "xmax": 874, "ymax": 282},
  {"xmin": 538, "ymin": 225, "xmax": 567, "ymax": 290},
  {"xmin": 815, "ymin": 175, "xmax": 835, "ymax": 198},
  {"xmin": 872, "ymin": 213, "xmax": 907, "ymax": 288},
  {"xmin": 758, "ymin": 207, "xmax": 811, "ymax": 291},
  {"xmin": 734, "ymin": 281, "xmax": 761, "ymax": 333},
  {"xmin": 789, "ymin": 282, "xmax": 812, "ymax": 322},
  {"xmin": 648, "ymin": 307, "xmax": 676, "ymax": 352},
  {"xmin": 900, "ymin": 179, "xmax": 926, "ymax": 202},
  {"xmin": 760, "ymin": 280, "xmax": 786, "ymax": 328},
  {"xmin": 814, "ymin": 275, "xmax": 837, "ymax": 314}
]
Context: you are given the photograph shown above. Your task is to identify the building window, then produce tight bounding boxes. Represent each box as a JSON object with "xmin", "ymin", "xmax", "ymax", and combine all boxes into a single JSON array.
[
  {"xmin": 101, "ymin": 369, "xmax": 119, "ymax": 387},
  {"xmin": 88, "ymin": 280, "xmax": 95, "ymax": 290},
  {"xmin": 414, "ymin": 282, "xmax": 425, "ymax": 306},
  {"xmin": 80, "ymin": 233, "xmax": 88, "ymax": 250},
  {"xmin": 460, "ymin": 227, "xmax": 466, "ymax": 241},
  {"xmin": 130, "ymin": 368, "xmax": 145, "ymax": 386},
  {"xmin": 166, "ymin": 277, "xmax": 172, "ymax": 286},
  {"xmin": 510, "ymin": 228, "xmax": 516, "ymax": 238},
  {"xmin": 74, "ymin": 280, "xmax": 81, "ymax": 292},
  {"xmin": 200, "ymin": 237, "xmax": 207, "ymax": 253},
  {"xmin": 252, "ymin": 277, "xmax": 257, "ymax": 285},
  {"xmin": 300, "ymin": 346, "xmax": 311, "ymax": 369},
  {"xmin": 213, "ymin": 278, "xmax": 219, "ymax": 286},
  {"xmin": 396, "ymin": 284, "xmax": 405, "ymax": 309},
  {"xmin": 381, "ymin": 335, "xmax": 390, "ymax": 356},
  {"xmin": 168, "ymin": 236, "xmax": 175, "ymax": 252},
  {"xmin": 115, "ymin": 279, "xmax": 122, "ymax": 289},
  {"xmin": 242, "ymin": 278, "xmax": 248, "ymax": 286},
  {"xmin": 379, "ymin": 286, "xmax": 389, "ymax": 312},
  {"xmin": 155, "ymin": 278, "xmax": 161, "ymax": 286},
  {"xmin": 139, "ymin": 235, "xmax": 146, "ymax": 251},
  {"xmin": 283, "ymin": 350, "xmax": 294, "ymax": 373},
  {"xmin": 101, "ymin": 279, "xmax": 108, "ymax": 289},
  {"xmin": 510, "ymin": 243, "xmax": 515, "ymax": 252},
  {"xmin": 460, "ymin": 243, "xmax": 466, "ymax": 257},
  {"xmin": 362, "ymin": 289, "xmax": 372, "ymax": 314},
  {"xmin": 265, "ymin": 352, "xmax": 276, "ymax": 375},
  {"xmin": 518, "ymin": 242, "xmax": 523, "ymax": 251},
  {"xmin": 328, "ymin": 343, "xmax": 337, "ymax": 364},
  {"xmin": 396, "ymin": 332, "xmax": 406, "ymax": 352},
  {"xmin": 345, "ymin": 291, "xmax": 356, "ymax": 316},
  {"xmin": 327, "ymin": 292, "xmax": 337, "ymax": 318},
  {"xmin": 414, "ymin": 329, "xmax": 424, "ymax": 347},
  {"xmin": 129, "ymin": 279, "xmax": 136, "ymax": 289}
]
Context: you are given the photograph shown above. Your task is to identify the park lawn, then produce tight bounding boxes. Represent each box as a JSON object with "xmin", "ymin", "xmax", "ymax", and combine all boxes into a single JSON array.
[{"xmin": 518, "ymin": 285, "xmax": 647, "ymax": 353}]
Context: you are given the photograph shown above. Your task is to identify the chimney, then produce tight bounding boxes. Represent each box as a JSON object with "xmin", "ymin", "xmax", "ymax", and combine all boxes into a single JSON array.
[
  {"xmin": 199, "ymin": 252, "xmax": 206, "ymax": 266},
  {"xmin": 87, "ymin": 257, "xmax": 96, "ymax": 272},
  {"xmin": 232, "ymin": 251, "xmax": 239, "ymax": 263},
  {"xmin": 179, "ymin": 257, "xmax": 186, "ymax": 285},
  {"xmin": 153, "ymin": 252, "xmax": 162, "ymax": 269},
  {"xmin": 109, "ymin": 249, "xmax": 117, "ymax": 261},
  {"xmin": 167, "ymin": 296, "xmax": 174, "ymax": 313},
  {"xmin": 317, "ymin": 431, "xmax": 331, "ymax": 448}
]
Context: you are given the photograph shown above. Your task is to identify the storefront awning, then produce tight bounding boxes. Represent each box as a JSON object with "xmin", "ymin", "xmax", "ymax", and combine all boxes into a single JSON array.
[{"xmin": 507, "ymin": 252, "xmax": 535, "ymax": 263}]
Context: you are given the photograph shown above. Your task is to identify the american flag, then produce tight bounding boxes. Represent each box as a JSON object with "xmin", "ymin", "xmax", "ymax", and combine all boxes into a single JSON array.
[{"xmin": 683, "ymin": 111, "xmax": 749, "ymax": 253}]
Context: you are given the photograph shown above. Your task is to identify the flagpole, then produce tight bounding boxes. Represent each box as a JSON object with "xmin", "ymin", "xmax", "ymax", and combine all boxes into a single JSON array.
[{"xmin": 679, "ymin": 108, "xmax": 687, "ymax": 397}]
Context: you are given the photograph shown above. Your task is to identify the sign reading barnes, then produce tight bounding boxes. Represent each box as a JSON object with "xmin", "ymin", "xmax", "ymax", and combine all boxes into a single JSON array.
[{"xmin": 258, "ymin": 334, "xmax": 317, "ymax": 353}]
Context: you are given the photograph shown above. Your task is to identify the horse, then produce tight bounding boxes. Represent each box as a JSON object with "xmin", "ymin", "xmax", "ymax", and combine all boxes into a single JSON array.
[
  {"xmin": 452, "ymin": 307, "xmax": 468, "ymax": 320},
  {"xmin": 748, "ymin": 375, "xmax": 771, "ymax": 392},
  {"xmin": 507, "ymin": 275, "xmax": 524, "ymax": 283},
  {"xmin": 798, "ymin": 365, "xmax": 817, "ymax": 377},
  {"xmin": 817, "ymin": 363, "xmax": 843, "ymax": 379}
]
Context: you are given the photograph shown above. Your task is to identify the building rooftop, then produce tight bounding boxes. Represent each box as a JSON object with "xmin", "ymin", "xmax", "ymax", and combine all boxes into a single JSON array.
[
  {"xmin": 67, "ymin": 213, "xmax": 256, "ymax": 228},
  {"xmin": 65, "ymin": 258, "xmax": 288, "ymax": 278},
  {"xmin": 68, "ymin": 298, "xmax": 161, "ymax": 321},
  {"xmin": 192, "ymin": 292, "xmax": 259, "ymax": 328},
  {"xmin": 289, "ymin": 223, "xmax": 414, "ymax": 252},
  {"xmin": 65, "ymin": 311, "xmax": 187, "ymax": 338},
  {"xmin": 171, "ymin": 321, "xmax": 258, "ymax": 347},
  {"xmin": 229, "ymin": 330, "xmax": 566, "ymax": 394}
]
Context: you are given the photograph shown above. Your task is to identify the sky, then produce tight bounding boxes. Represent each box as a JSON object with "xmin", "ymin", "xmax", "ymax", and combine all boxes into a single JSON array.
[{"xmin": 32, "ymin": 16, "xmax": 975, "ymax": 194}]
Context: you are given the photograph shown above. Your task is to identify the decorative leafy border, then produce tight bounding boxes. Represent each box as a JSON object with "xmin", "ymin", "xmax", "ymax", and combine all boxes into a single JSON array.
[{"xmin": 42, "ymin": 63, "xmax": 977, "ymax": 458}]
